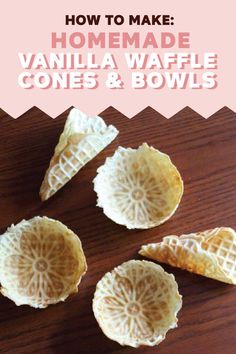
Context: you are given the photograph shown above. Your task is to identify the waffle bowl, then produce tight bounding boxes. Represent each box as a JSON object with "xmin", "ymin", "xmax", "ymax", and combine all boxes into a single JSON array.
[
  {"xmin": 140, "ymin": 227, "xmax": 236, "ymax": 284},
  {"xmin": 93, "ymin": 260, "xmax": 182, "ymax": 347},
  {"xmin": 93, "ymin": 143, "xmax": 183, "ymax": 229},
  {"xmin": 0, "ymin": 216, "xmax": 87, "ymax": 308},
  {"xmin": 40, "ymin": 108, "xmax": 119, "ymax": 201}
]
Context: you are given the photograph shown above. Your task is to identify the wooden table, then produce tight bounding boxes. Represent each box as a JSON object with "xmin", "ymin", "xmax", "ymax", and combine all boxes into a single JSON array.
[{"xmin": 0, "ymin": 106, "xmax": 236, "ymax": 354}]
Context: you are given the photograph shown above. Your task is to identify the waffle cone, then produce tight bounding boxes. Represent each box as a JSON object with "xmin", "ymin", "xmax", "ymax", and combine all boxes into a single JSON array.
[
  {"xmin": 40, "ymin": 108, "xmax": 118, "ymax": 201},
  {"xmin": 140, "ymin": 227, "xmax": 236, "ymax": 284}
]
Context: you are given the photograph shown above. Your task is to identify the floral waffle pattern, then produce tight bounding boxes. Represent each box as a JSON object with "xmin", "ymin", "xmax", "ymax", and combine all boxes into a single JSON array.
[
  {"xmin": 93, "ymin": 260, "xmax": 182, "ymax": 347},
  {"xmin": 140, "ymin": 227, "xmax": 236, "ymax": 284},
  {"xmin": 94, "ymin": 143, "xmax": 183, "ymax": 229},
  {"xmin": 0, "ymin": 216, "xmax": 87, "ymax": 308}
]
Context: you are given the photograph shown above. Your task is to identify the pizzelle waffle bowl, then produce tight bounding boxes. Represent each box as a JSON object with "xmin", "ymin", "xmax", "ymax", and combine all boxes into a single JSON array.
[
  {"xmin": 140, "ymin": 227, "xmax": 236, "ymax": 284},
  {"xmin": 93, "ymin": 260, "xmax": 182, "ymax": 348},
  {"xmin": 93, "ymin": 143, "xmax": 184, "ymax": 229},
  {"xmin": 0, "ymin": 216, "xmax": 87, "ymax": 308},
  {"xmin": 40, "ymin": 108, "xmax": 119, "ymax": 201}
]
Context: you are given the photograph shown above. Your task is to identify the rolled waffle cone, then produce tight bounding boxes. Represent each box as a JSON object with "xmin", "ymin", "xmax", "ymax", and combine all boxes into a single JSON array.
[
  {"xmin": 40, "ymin": 108, "xmax": 119, "ymax": 201},
  {"xmin": 93, "ymin": 260, "xmax": 182, "ymax": 348},
  {"xmin": 140, "ymin": 227, "xmax": 236, "ymax": 284},
  {"xmin": 93, "ymin": 143, "xmax": 183, "ymax": 229},
  {"xmin": 0, "ymin": 216, "xmax": 87, "ymax": 308}
]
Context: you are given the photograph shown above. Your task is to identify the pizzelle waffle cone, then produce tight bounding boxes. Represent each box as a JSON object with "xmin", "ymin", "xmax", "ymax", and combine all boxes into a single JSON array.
[
  {"xmin": 93, "ymin": 143, "xmax": 183, "ymax": 229},
  {"xmin": 0, "ymin": 216, "xmax": 87, "ymax": 308},
  {"xmin": 140, "ymin": 227, "xmax": 236, "ymax": 284},
  {"xmin": 93, "ymin": 260, "xmax": 182, "ymax": 348},
  {"xmin": 40, "ymin": 108, "xmax": 119, "ymax": 201}
]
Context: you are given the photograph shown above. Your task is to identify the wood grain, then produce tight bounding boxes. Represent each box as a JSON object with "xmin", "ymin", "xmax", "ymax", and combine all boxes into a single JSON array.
[{"xmin": 0, "ymin": 106, "xmax": 236, "ymax": 354}]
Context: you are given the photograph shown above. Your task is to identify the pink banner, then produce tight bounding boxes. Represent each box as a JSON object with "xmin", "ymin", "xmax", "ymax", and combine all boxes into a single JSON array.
[{"xmin": 0, "ymin": 0, "xmax": 235, "ymax": 118}]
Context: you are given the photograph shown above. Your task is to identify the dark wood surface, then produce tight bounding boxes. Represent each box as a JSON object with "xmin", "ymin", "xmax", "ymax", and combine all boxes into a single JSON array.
[{"xmin": 0, "ymin": 106, "xmax": 236, "ymax": 354}]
